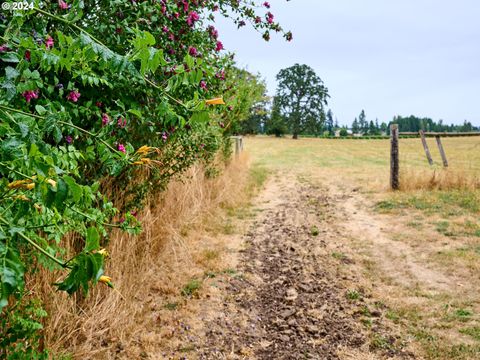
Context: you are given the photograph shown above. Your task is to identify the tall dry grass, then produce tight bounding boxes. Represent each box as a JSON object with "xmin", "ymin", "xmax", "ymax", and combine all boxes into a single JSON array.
[
  {"xmin": 399, "ymin": 167, "xmax": 480, "ymax": 191},
  {"xmin": 29, "ymin": 154, "xmax": 251, "ymax": 359}
]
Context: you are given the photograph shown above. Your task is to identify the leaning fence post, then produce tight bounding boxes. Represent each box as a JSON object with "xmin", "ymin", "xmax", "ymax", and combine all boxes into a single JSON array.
[
  {"xmin": 419, "ymin": 130, "xmax": 434, "ymax": 165},
  {"xmin": 390, "ymin": 124, "xmax": 399, "ymax": 190},
  {"xmin": 435, "ymin": 136, "xmax": 448, "ymax": 167}
]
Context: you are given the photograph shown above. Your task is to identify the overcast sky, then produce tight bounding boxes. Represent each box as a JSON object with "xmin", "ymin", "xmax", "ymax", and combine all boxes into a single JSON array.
[{"xmin": 214, "ymin": 0, "xmax": 480, "ymax": 126}]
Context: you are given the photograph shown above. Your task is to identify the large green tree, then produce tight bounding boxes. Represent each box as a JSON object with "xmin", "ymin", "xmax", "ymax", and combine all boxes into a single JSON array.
[{"xmin": 274, "ymin": 64, "xmax": 329, "ymax": 139}]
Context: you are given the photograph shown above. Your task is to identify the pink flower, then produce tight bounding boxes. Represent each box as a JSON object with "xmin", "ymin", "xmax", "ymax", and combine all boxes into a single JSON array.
[
  {"xmin": 58, "ymin": 0, "xmax": 69, "ymax": 10},
  {"xmin": 186, "ymin": 11, "xmax": 199, "ymax": 26},
  {"xmin": 162, "ymin": 26, "xmax": 169, "ymax": 33},
  {"xmin": 101, "ymin": 113, "xmax": 110, "ymax": 126},
  {"xmin": 66, "ymin": 90, "xmax": 81, "ymax": 102},
  {"xmin": 96, "ymin": 101, "xmax": 103, "ymax": 108},
  {"xmin": 65, "ymin": 135, "xmax": 73, "ymax": 144},
  {"xmin": 255, "ymin": 16, "xmax": 261, "ymax": 24},
  {"xmin": 22, "ymin": 90, "xmax": 39, "ymax": 103},
  {"xmin": 263, "ymin": 2, "xmax": 270, "ymax": 8},
  {"xmin": 215, "ymin": 41, "xmax": 224, "ymax": 52},
  {"xmin": 207, "ymin": 25, "xmax": 218, "ymax": 39},
  {"xmin": 25, "ymin": 50, "xmax": 31, "ymax": 61},
  {"xmin": 45, "ymin": 36, "xmax": 54, "ymax": 49},
  {"xmin": 215, "ymin": 70, "xmax": 225, "ymax": 80},
  {"xmin": 213, "ymin": 5, "xmax": 219, "ymax": 11},
  {"xmin": 117, "ymin": 117, "xmax": 127, "ymax": 128},
  {"xmin": 162, "ymin": 132, "xmax": 168, "ymax": 142},
  {"xmin": 188, "ymin": 46, "xmax": 198, "ymax": 57},
  {"xmin": 0, "ymin": 44, "xmax": 8, "ymax": 52},
  {"xmin": 199, "ymin": 80, "xmax": 207, "ymax": 91},
  {"xmin": 266, "ymin": 12, "xmax": 274, "ymax": 24},
  {"xmin": 117, "ymin": 143, "xmax": 126, "ymax": 153}
]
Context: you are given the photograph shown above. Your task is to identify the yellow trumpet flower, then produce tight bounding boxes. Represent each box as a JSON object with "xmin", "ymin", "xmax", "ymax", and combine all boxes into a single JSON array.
[
  {"xmin": 46, "ymin": 179, "xmax": 57, "ymax": 187},
  {"xmin": 136, "ymin": 145, "xmax": 151, "ymax": 155},
  {"xmin": 7, "ymin": 179, "xmax": 32, "ymax": 189},
  {"xmin": 133, "ymin": 158, "xmax": 151, "ymax": 166},
  {"xmin": 13, "ymin": 195, "xmax": 29, "ymax": 201},
  {"xmin": 97, "ymin": 249, "xmax": 109, "ymax": 257},
  {"xmin": 205, "ymin": 97, "xmax": 225, "ymax": 105},
  {"xmin": 99, "ymin": 275, "xmax": 112, "ymax": 284},
  {"xmin": 24, "ymin": 183, "xmax": 35, "ymax": 190}
]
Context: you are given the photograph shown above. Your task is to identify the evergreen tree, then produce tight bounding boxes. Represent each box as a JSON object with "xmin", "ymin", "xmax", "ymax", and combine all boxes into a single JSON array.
[
  {"xmin": 358, "ymin": 110, "xmax": 367, "ymax": 134},
  {"xmin": 265, "ymin": 96, "xmax": 288, "ymax": 137},
  {"xmin": 325, "ymin": 109, "xmax": 334, "ymax": 135},
  {"xmin": 352, "ymin": 118, "xmax": 360, "ymax": 134}
]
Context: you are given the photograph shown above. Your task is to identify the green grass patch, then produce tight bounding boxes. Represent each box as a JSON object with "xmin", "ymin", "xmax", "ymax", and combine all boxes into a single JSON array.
[
  {"xmin": 460, "ymin": 327, "xmax": 480, "ymax": 341},
  {"xmin": 346, "ymin": 289, "xmax": 361, "ymax": 301},
  {"xmin": 164, "ymin": 302, "xmax": 179, "ymax": 310},
  {"xmin": 331, "ymin": 251, "xmax": 347, "ymax": 260},
  {"xmin": 181, "ymin": 279, "xmax": 202, "ymax": 297}
]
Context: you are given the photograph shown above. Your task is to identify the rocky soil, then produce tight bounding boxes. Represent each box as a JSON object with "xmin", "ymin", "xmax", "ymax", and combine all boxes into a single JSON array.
[{"xmin": 193, "ymin": 176, "xmax": 413, "ymax": 360}]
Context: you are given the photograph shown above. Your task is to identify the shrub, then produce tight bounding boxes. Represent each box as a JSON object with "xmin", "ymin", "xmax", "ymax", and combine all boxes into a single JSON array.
[{"xmin": 0, "ymin": 1, "xmax": 290, "ymax": 356}]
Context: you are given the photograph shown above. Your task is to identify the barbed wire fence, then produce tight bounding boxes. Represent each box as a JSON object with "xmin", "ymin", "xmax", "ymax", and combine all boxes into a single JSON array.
[{"xmin": 390, "ymin": 125, "xmax": 480, "ymax": 190}]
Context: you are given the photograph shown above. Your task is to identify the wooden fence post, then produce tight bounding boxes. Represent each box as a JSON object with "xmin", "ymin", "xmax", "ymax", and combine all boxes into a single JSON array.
[
  {"xmin": 419, "ymin": 130, "xmax": 434, "ymax": 165},
  {"xmin": 235, "ymin": 137, "xmax": 241, "ymax": 157},
  {"xmin": 390, "ymin": 124, "xmax": 399, "ymax": 190},
  {"xmin": 435, "ymin": 136, "xmax": 448, "ymax": 167}
]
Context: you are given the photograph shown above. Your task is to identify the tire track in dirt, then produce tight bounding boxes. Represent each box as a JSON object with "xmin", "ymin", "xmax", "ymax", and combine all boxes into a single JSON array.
[
  {"xmin": 322, "ymin": 177, "xmax": 459, "ymax": 294},
  {"xmin": 197, "ymin": 175, "xmax": 412, "ymax": 359}
]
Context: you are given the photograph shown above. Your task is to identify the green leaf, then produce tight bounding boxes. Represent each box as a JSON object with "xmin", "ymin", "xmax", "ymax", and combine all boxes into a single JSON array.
[
  {"xmin": 63, "ymin": 175, "xmax": 82, "ymax": 203},
  {"xmin": 0, "ymin": 242, "xmax": 25, "ymax": 309},
  {"xmin": 0, "ymin": 52, "xmax": 20, "ymax": 63},
  {"xmin": 127, "ymin": 109, "xmax": 142, "ymax": 118},
  {"xmin": 85, "ymin": 227, "xmax": 99, "ymax": 252},
  {"xmin": 54, "ymin": 178, "xmax": 68, "ymax": 211},
  {"xmin": 1, "ymin": 81, "xmax": 16, "ymax": 101},
  {"xmin": 35, "ymin": 105, "xmax": 47, "ymax": 115},
  {"xmin": 53, "ymin": 126, "xmax": 63, "ymax": 144},
  {"xmin": 5, "ymin": 66, "xmax": 19, "ymax": 80}
]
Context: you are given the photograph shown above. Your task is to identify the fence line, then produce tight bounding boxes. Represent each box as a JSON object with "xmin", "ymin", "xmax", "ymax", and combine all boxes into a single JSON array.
[
  {"xmin": 231, "ymin": 136, "xmax": 244, "ymax": 157},
  {"xmin": 399, "ymin": 131, "xmax": 480, "ymax": 138},
  {"xmin": 390, "ymin": 128, "xmax": 480, "ymax": 189}
]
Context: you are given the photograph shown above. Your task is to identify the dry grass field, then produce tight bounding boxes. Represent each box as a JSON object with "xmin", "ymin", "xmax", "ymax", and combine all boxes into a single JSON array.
[{"xmin": 244, "ymin": 136, "xmax": 480, "ymax": 359}]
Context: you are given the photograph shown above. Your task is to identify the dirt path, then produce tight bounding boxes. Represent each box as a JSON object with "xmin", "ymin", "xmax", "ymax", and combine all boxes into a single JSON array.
[{"xmin": 184, "ymin": 174, "xmax": 414, "ymax": 359}]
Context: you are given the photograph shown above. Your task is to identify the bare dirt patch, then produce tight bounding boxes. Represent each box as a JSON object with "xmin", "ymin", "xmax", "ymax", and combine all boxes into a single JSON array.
[{"xmin": 190, "ymin": 175, "xmax": 413, "ymax": 359}]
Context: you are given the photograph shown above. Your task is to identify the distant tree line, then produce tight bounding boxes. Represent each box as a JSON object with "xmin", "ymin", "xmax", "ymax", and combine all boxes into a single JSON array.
[
  {"xmin": 236, "ymin": 65, "xmax": 479, "ymax": 138},
  {"xmin": 387, "ymin": 115, "xmax": 478, "ymax": 133}
]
